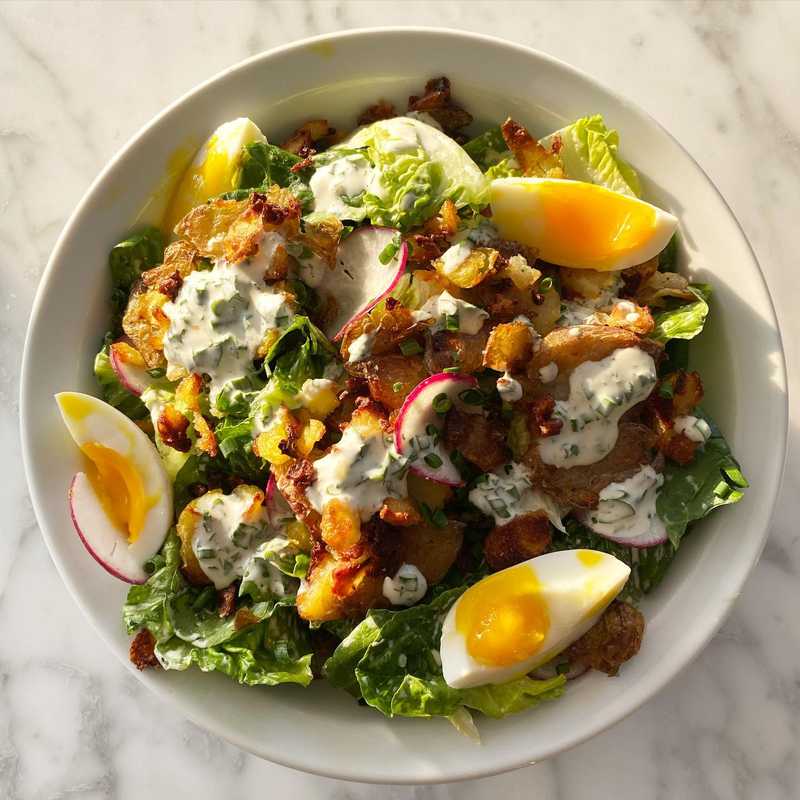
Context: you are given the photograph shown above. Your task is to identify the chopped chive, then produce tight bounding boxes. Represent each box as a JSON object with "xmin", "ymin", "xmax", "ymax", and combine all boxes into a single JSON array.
[
  {"xmin": 539, "ymin": 276, "xmax": 553, "ymax": 292},
  {"xmin": 442, "ymin": 366, "xmax": 459, "ymax": 374},
  {"xmin": 444, "ymin": 313, "xmax": 459, "ymax": 332},
  {"xmin": 432, "ymin": 392, "xmax": 452, "ymax": 414},
  {"xmin": 399, "ymin": 339, "xmax": 423, "ymax": 356},
  {"xmin": 424, "ymin": 452, "xmax": 443, "ymax": 469},
  {"xmin": 392, "ymin": 381, "xmax": 403, "ymax": 393},
  {"xmin": 458, "ymin": 388, "xmax": 484, "ymax": 406},
  {"xmin": 425, "ymin": 423, "xmax": 439, "ymax": 437}
]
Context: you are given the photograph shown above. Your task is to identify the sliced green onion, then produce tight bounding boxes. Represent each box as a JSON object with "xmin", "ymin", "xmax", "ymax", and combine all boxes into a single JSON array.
[
  {"xmin": 399, "ymin": 339, "xmax": 423, "ymax": 356},
  {"xmin": 424, "ymin": 453, "xmax": 443, "ymax": 469},
  {"xmin": 432, "ymin": 393, "xmax": 452, "ymax": 415}
]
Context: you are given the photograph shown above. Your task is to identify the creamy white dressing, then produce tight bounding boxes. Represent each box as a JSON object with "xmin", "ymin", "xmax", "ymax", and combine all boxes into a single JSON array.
[
  {"xmin": 306, "ymin": 425, "xmax": 407, "ymax": 521},
  {"xmin": 309, "ymin": 153, "xmax": 376, "ymax": 218},
  {"xmin": 469, "ymin": 462, "xmax": 565, "ymax": 531},
  {"xmin": 538, "ymin": 347, "xmax": 657, "ymax": 468},
  {"xmin": 438, "ymin": 241, "xmax": 473, "ymax": 276},
  {"xmin": 414, "ymin": 290, "xmax": 488, "ymax": 335},
  {"xmin": 163, "ymin": 255, "xmax": 294, "ymax": 403},
  {"xmin": 674, "ymin": 415, "xmax": 712, "ymax": 443},
  {"xmin": 382, "ymin": 563, "xmax": 428, "ymax": 606},
  {"xmin": 496, "ymin": 372, "xmax": 523, "ymax": 403},
  {"xmin": 538, "ymin": 362, "xmax": 558, "ymax": 383},
  {"xmin": 190, "ymin": 490, "xmax": 272, "ymax": 590},
  {"xmin": 580, "ymin": 465, "xmax": 665, "ymax": 542},
  {"xmin": 347, "ymin": 330, "xmax": 376, "ymax": 364},
  {"xmin": 557, "ymin": 275, "xmax": 624, "ymax": 327}
]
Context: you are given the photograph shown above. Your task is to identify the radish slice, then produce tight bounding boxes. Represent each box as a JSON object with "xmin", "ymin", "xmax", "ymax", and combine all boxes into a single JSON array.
[
  {"xmin": 325, "ymin": 226, "xmax": 408, "ymax": 341},
  {"xmin": 109, "ymin": 342, "xmax": 152, "ymax": 396},
  {"xmin": 69, "ymin": 474, "xmax": 148, "ymax": 584},
  {"xmin": 590, "ymin": 525, "xmax": 668, "ymax": 549},
  {"xmin": 394, "ymin": 372, "xmax": 480, "ymax": 486}
]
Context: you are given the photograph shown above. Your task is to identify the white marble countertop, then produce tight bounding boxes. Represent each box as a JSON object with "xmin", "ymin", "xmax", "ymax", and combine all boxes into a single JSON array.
[{"xmin": 2, "ymin": 1, "xmax": 799, "ymax": 797}]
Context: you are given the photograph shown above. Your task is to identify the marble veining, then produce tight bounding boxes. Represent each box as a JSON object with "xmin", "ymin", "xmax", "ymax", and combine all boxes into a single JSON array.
[{"xmin": 1, "ymin": 1, "xmax": 799, "ymax": 798}]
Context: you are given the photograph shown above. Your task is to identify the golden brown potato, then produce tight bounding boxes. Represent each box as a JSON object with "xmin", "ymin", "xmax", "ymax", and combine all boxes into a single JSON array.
[
  {"xmin": 321, "ymin": 498, "xmax": 362, "ymax": 555},
  {"xmin": 566, "ymin": 601, "xmax": 645, "ymax": 675},
  {"xmin": 501, "ymin": 118, "xmax": 564, "ymax": 178},
  {"xmin": 523, "ymin": 421, "xmax": 657, "ymax": 509},
  {"xmin": 281, "ymin": 119, "xmax": 335, "ymax": 155},
  {"xmin": 121, "ymin": 289, "xmax": 169, "ymax": 369},
  {"xmin": 272, "ymin": 459, "xmax": 321, "ymax": 536},
  {"xmin": 483, "ymin": 321, "xmax": 535, "ymax": 372},
  {"xmin": 175, "ymin": 373, "xmax": 217, "ymax": 456},
  {"xmin": 339, "ymin": 301, "xmax": 422, "ymax": 362},
  {"xmin": 399, "ymin": 520, "xmax": 464, "ymax": 585},
  {"xmin": 484, "ymin": 511, "xmax": 552, "ymax": 570},
  {"xmin": 425, "ymin": 325, "xmax": 490, "ymax": 374},
  {"xmin": 379, "ymin": 497, "xmax": 422, "ymax": 527},
  {"xmin": 176, "ymin": 498, "xmax": 212, "ymax": 586},
  {"xmin": 434, "ymin": 247, "xmax": 499, "ymax": 289},
  {"xmin": 444, "ymin": 408, "xmax": 508, "ymax": 472},
  {"xmin": 635, "ymin": 271, "xmax": 696, "ymax": 308},
  {"xmin": 560, "ymin": 267, "xmax": 621, "ymax": 301},
  {"xmin": 347, "ymin": 354, "xmax": 428, "ymax": 411},
  {"xmin": 174, "ymin": 196, "xmax": 248, "ymax": 257},
  {"xmin": 407, "ymin": 472, "xmax": 452, "ymax": 510},
  {"xmin": 592, "ymin": 301, "xmax": 655, "ymax": 336}
]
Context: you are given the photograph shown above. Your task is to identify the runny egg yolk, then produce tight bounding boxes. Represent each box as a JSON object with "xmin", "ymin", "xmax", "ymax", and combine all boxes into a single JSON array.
[
  {"xmin": 455, "ymin": 563, "xmax": 550, "ymax": 667},
  {"xmin": 537, "ymin": 181, "xmax": 657, "ymax": 267},
  {"xmin": 82, "ymin": 443, "xmax": 150, "ymax": 543},
  {"xmin": 577, "ymin": 549, "xmax": 603, "ymax": 567}
]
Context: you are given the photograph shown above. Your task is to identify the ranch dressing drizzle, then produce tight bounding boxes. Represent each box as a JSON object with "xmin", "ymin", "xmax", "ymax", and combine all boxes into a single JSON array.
[
  {"xmin": 414, "ymin": 290, "xmax": 489, "ymax": 335},
  {"xmin": 305, "ymin": 425, "xmax": 407, "ymax": 521},
  {"xmin": 538, "ymin": 347, "xmax": 657, "ymax": 468}
]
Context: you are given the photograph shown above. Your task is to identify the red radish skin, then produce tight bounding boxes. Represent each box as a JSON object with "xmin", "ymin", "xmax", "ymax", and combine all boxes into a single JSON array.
[
  {"xmin": 109, "ymin": 343, "xmax": 152, "ymax": 397},
  {"xmin": 69, "ymin": 474, "xmax": 146, "ymax": 584},
  {"xmin": 593, "ymin": 526, "xmax": 668, "ymax": 549},
  {"xmin": 394, "ymin": 372, "xmax": 479, "ymax": 486},
  {"xmin": 325, "ymin": 226, "xmax": 409, "ymax": 341}
]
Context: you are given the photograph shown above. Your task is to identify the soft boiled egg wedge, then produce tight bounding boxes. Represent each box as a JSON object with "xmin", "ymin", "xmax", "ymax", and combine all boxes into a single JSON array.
[
  {"xmin": 163, "ymin": 117, "xmax": 266, "ymax": 233},
  {"xmin": 56, "ymin": 392, "xmax": 173, "ymax": 584},
  {"xmin": 490, "ymin": 177, "xmax": 678, "ymax": 271},
  {"xmin": 440, "ymin": 549, "xmax": 630, "ymax": 689}
]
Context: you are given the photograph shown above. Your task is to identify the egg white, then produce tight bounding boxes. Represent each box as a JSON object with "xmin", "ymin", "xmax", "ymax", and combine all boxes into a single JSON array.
[{"xmin": 440, "ymin": 550, "xmax": 630, "ymax": 689}]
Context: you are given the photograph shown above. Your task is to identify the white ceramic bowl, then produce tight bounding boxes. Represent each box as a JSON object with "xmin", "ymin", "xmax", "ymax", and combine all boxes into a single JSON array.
[{"xmin": 20, "ymin": 28, "xmax": 787, "ymax": 784}]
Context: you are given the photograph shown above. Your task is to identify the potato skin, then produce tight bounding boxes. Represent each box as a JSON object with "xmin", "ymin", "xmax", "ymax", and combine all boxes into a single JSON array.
[
  {"xmin": 347, "ymin": 354, "xmax": 428, "ymax": 411},
  {"xmin": 176, "ymin": 500, "xmax": 213, "ymax": 586},
  {"xmin": 566, "ymin": 601, "xmax": 645, "ymax": 676},
  {"xmin": 483, "ymin": 511, "xmax": 552, "ymax": 570},
  {"xmin": 399, "ymin": 520, "xmax": 464, "ymax": 585},
  {"xmin": 444, "ymin": 408, "xmax": 508, "ymax": 473},
  {"xmin": 482, "ymin": 321, "xmax": 534, "ymax": 373}
]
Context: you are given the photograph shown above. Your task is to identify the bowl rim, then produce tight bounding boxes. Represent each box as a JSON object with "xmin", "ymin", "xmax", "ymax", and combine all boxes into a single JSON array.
[{"xmin": 20, "ymin": 26, "xmax": 789, "ymax": 784}]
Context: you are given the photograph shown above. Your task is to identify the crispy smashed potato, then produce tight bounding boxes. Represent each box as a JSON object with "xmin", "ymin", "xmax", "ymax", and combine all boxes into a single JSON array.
[
  {"xmin": 156, "ymin": 404, "xmax": 191, "ymax": 452},
  {"xmin": 501, "ymin": 118, "xmax": 564, "ymax": 178},
  {"xmin": 523, "ymin": 421, "xmax": 657, "ymax": 508},
  {"xmin": 566, "ymin": 601, "xmax": 645, "ymax": 675},
  {"xmin": 527, "ymin": 325, "xmax": 662, "ymax": 398},
  {"xmin": 399, "ymin": 520, "xmax": 464, "ymax": 585},
  {"xmin": 379, "ymin": 497, "xmax": 422, "ymax": 527},
  {"xmin": 176, "ymin": 373, "xmax": 217, "ymax": 456},
  {"xmin": 483, "ymin": 321, "xmax": 535, "ymax": 372},
  {"xmin": 297, "ymin": 213, "xmax": 342, "ymax": 268},
  {"xmin": 636, "ymin": 271, "xmax": 695, "ymax": 308},
  {"xmin": 357, "ymin": 99, "xmax": 396, "ymax": 126},
  {"xmin": 122, "ymin": 289, "xmax": 169, "ymax": 369},
  {"xmin": 560, "ymin": 267, "xmax": 621, "ymax": 301},
  {"xmin": 484, "ymin": 511, "xmax": 552, "ymax": 570},
  {"xmin": 593, "ymin": 301, "xmax": 655, "ymax": 336},
  {"xmin": 347, "ymin": 354, "xmax": 428, "ymax": 411},
  {"xmin": 176, "ymin": 499, "xmax": 213, "ymax": 586},
  {"xmin": 444, "ymin": 408, "xmax": 508, "ymax": 472},
  {"xmin": 407, "ymin": 472, "xmax": 452, "ymax": 510},
  {"xmin": 339, "ymin": 300, "xmax": 422, "ymax": 362},
  {"xmin": 321, "ymin": 498, "xmax": 362, "ymax": 554},
  {"xmin": 501, "ymin": 254, "xmax": 541, "ymax": 291},
  {"xmin": 281, "ymin": 119, "xmax": 335, "ymax": 156},
  {"xmin": 272, "ymin": 458, "xmax": 321, "ymax": 536},
  {"xmin": 174, "ymin": 197, "xmax": 248, "ymax": 257},
  {"xmin": 435, "ymin": 247, "xmax": 499, "ymax": 289},
  {"xmin": 645, "ymin": 370, "xmax": 704, "ymax": 465},
  {"xmin": 621, "ymin": 257, "xmax": 659, "ymax": 297},
  {"xmin": 425, "ymin": 325, "xmax": 490, "ymax": 374},
  {"xmin": 253, "ymin": 406, "xmax": 301, "ymax": 465}
]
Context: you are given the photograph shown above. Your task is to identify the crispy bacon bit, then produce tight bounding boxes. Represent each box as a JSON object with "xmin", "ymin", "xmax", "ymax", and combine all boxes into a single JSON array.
[
  {"xmin": 357, "ymin": 100, "xmax": 396, "ymax": 126},
  {"xmin": 408, "ymin": 76, "xmax": 473, "ymax": 134},
  {"xmin": 218, "ymin": 585, "xmax": 237, "ymax": 618},
  {"xmin": 531, "ymin": 395, "xmax": 563, "ymax": 438},
  {"xmin": 154, "ymin": 270, "xmax": 183, "ymax": 300},
  {"xmin": 157, "ymin": 405, "xmax": 191, "ymax": 452},
  {"xmin": 287, "ymin": 458, "xmax": 317, "ymax": 490},
  {"xmin": 645, "ymin": 370, "xmax": 704, "ymax": 465},
  {"xmin": 291, "ymin": 155, "xmax": 314, "ymax": 173},
  {"xmin": 129, "ymin": 629, "xmax": 159, "ymax": 671},
  {"xmin": 251, "ymin": 190, "xmax": 300, "ymax": 226},
  {"xmin": 484, "ymin": 512, "xmax": 552, "ymax": 571}
]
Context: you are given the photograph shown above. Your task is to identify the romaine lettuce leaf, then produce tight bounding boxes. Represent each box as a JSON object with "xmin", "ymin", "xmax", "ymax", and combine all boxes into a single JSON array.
[
  {"xmin": 264, "ymin": 315, "xmax": 337, "ymax": 395},
  {"xmin": 323, "ymin": 587, "xmax": 566, "ymax": 722},
  {"xmin": 93, "ymin": 344, "xmax": 148, "ymax": 420},
  {"xmin": 651, "ymin": 284, "xmax": 711, "ymax": 344},
  {"xmin": 656, "ymin": 413, "xmax": 748, "ymax": 548},
  {"xmin": 109, "ymin": 227, "xmax": 163, "ymax": 330},
  {"xmin": 236, "ymin": 141, "xmax": 313, "ymax": 210},
  {"xmin": 123, "ymin": 532, "xmax": 312, "ymax": 687},
  {"xmin": 156, "ymin": 607, "xmax": 313, "ymax": 687},
  {"xmin": 462, "ymin": 127, "xmax": 517, "ymax": 175},
  {"xmin": 326, "ymin": 116, "xmax": 488, "ymax": 229},
  {"xmin": 540, "ymin": 115, "xmax": 641, "ymax": 197}
]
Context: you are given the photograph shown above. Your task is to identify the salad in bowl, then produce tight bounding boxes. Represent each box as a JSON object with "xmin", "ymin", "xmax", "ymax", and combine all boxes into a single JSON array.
[{"xmin": 55, "ymin": 76, "xmax": 747, "ymax": 735}]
